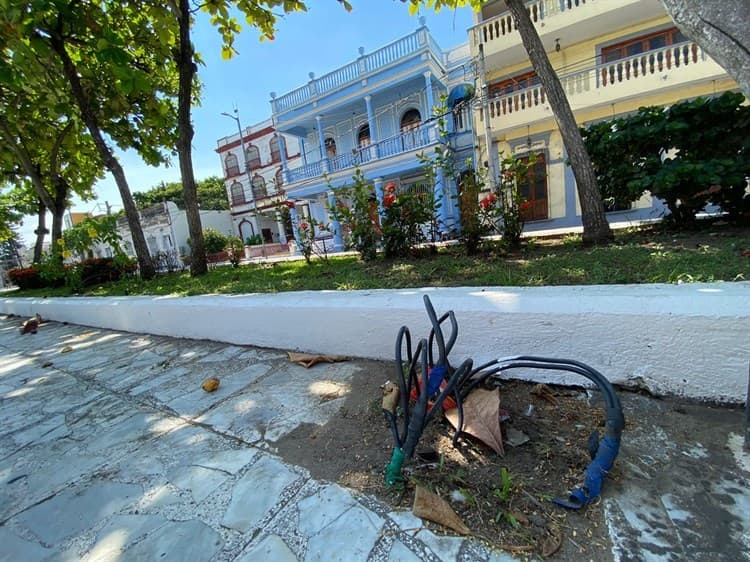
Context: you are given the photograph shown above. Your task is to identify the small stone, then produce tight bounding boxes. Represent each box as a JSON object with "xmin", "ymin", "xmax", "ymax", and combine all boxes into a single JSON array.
[
  {"xmin": 60, "ymin": 346, "xmax": 73, "ymax": 354},
  {"xmin": 505, "ymin": 427, "xmax": 530, "ymax": 447}
]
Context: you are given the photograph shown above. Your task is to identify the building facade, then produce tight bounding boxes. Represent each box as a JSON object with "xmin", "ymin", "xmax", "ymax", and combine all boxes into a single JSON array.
[
  {"xmin": 470, "ymin": 0, "xmax": 738, "ymax": 232},
  {"xmin": 216, "ymin": 117, "xmax": 301, "ymax": 247},
  {"xmin": 113, "ymin": 203, "xmax": 232, "ymax": 265},
  {"xmin": 270, "ymin": 18, "xmax": 475, "ymax": 249}
]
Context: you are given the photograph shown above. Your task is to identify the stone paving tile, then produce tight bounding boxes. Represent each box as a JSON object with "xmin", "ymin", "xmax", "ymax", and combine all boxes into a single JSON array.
[
  {"xmin": 234, "ymin": 534, "xmax": 298, "ymax": 562},
  {"xmin": 13, "ymin": 480, "xmax": 142, "ymax": 545},
  {"xmin": 0, "ymin": 526, "xmax": 53, "ymax": 562}
]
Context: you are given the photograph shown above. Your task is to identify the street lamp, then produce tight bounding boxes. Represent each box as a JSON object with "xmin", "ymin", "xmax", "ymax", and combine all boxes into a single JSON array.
[{"xmin": 221, "ymin": 108, "xmax": 266, "ymax": 258}]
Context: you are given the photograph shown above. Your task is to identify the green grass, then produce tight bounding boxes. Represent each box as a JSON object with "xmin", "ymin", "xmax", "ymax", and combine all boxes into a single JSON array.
[{"xmin": 10, "ymin": 227, "xmax": 750, "ymax": 298}]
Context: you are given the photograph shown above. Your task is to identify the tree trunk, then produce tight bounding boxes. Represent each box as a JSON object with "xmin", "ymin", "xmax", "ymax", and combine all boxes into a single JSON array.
[
  {"xmin": 660, "ymin": 0, "xmax": 750, "ymax": 97},
  {"xmin": 176, "ymin": 0, "xmax": 207, "ymax": 276},
  {"xmin": 505, "ymin": 0, "xmax": 613, "ymax": 244},
  {"xmin": 50, "ymin": 176, "xmax": 67, "ymax": 249},
  {"xmin": 48, "ymin": 33, "xmax": 156, "ymax": 280},
  {"xmin": 33, "ymin": 200, "xmax": 46, "ymax": 263}
]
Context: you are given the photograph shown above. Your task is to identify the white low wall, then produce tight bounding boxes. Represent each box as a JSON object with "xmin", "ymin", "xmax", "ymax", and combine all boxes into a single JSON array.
[{"xmin": 2, "ymin": 283, "xmax": 749, "ymax": 402}]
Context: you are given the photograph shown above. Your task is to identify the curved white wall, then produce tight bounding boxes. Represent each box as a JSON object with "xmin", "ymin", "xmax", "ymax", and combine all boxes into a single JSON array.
[{"xmin": 2, "ymin": 282, "xmax": 748, "ymax": 402}]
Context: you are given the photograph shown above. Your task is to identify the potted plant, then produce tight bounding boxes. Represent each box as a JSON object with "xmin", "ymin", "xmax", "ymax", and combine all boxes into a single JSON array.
[{"xmin": 243, "ymin": 234, "xmax": 263, "ymax": 259}]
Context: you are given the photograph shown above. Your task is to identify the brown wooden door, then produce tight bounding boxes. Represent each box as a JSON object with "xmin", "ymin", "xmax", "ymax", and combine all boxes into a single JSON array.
[{"xmin": 518, "ymin": 152, "xmax": 548, "ymax": 221}]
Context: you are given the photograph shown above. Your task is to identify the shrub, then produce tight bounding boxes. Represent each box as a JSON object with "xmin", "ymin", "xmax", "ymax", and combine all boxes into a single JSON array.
[
  {"xmin": 202, "ymin": 228, "xmax": 230, "ymax": 254},
  {"xmin": 244, "ymin": 234, "xmax": 262, "ymax": 246},
  {"xmin": 225, "ymin": 236, "xmax": 244, "ymax": 268},
  {"xmin": 381, "ymin": 182, "xmax": 437, "ymax": 258},
  {"xmin": 7, "ymin": 267, "xmax": 45, "ymax": 290},
  {"xmin": 328, "ymin": 168, "xmax": 380, "ymax": 261},
  {"xmin": 78, "ymin": 257, "xmax": 137, "ymax": 287}
]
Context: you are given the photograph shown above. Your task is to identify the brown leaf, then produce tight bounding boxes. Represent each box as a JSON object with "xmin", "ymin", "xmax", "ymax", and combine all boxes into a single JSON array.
[
  {"xmin": 381, "ymin": 381, "xmax": 400, "ymax": 413},
  {"xmin": 445, "ymin": 388, "xmax": 504, "ymax": 455},
  {"xmin": 540, "ymin": 531, "xmax": 562, "ymax": 558},
  {"xmin": 287, "ymin": 352, "xmax": 348, "ymax": 368},
  {"xmin": 413, "ymin": 485, "xmax": 471, "ymax": 535},
  {"xmin": 202, "ymin": 378, "xmax": 220, "ymax": 392},
  {"xmin": 531, "ymin": 383, "xmax": 558, "ymax": 405}
]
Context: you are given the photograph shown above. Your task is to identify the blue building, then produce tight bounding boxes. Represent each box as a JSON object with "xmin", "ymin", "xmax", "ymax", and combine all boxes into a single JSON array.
[{"xmin": 271, "ymin": 18, "xmax": 475, "ymax": 251}]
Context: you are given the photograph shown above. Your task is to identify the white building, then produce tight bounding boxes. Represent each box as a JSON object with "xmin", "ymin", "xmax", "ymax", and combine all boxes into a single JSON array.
[
  {"xmin": 103, "ymin": 202, "xmax": 232, "ymax": 266},
  {"xmin": 216, "ymin": 117, "xmax": 302, "ymax": 247}
]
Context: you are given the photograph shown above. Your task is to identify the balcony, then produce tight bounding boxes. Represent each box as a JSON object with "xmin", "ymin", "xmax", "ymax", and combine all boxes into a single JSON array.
[
  {"xmin": 483, "ymin": 41, "xmax": 728, "ymax": 133},
  {"xmin": 286, "ymin": 123, "xmax": 439, "ymax": 184},
  {"xmin": 470, "ymin": 0, "xmax": 665, "ymax": 69},
  {"xmin": 272, "ymin": 27, "xmax": 443, "ymax": 117}
]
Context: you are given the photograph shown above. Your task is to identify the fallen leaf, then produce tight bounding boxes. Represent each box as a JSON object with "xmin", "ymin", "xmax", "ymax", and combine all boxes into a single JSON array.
[
  {"xmin": 445, "ymin": 388, "xmax": 504, "ymax": 455},
  {"xmin": 540, "ymin": 531, "xmax": 562, "ymax": 557},
  {"xmin": 413, "ymin": 485, "xmax": 471, "ymax": 535},
  {"xmin": 201, "ymin": 378, "xmax": 220, "ymax": 392},
  {"xmin": 287, "ymin": 352, "xmax": 348, "ymax": 368},
  {"xmin": 531, "ymin": 383, "xmax": 558, "ymax": 405},
  {"xmin": 381, "ymin": 381, "xmax": 400, "ymax": 413}
]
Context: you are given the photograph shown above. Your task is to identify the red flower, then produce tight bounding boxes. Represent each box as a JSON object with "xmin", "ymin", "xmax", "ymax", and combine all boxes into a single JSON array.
[
  {"xmin": 384, "ymin": 182, "xmax": 396, "ymax": 193},
  {"xmin": 285, "ymin": 201, "xmax": 296, "ymax": 208},
  {"xmin": 479, "ymin": 193, "xmax": 497, "ymax": 209},
  {"xmin": 383, "ymin": 193, "xmax": 396, "ymax": 208},
  {"xmin": 519, "ymin": 201, "xmax": 533, "ymax": 211},
  {"xmin": 298, "ymin": 221, "xmax": 309, "ymax": 230}
]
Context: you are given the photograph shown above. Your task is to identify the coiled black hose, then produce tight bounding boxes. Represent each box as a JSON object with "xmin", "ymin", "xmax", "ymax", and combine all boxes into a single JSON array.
[{"xmin": 383, "ymin": 295, "xmax": 625, "ymax": 509}]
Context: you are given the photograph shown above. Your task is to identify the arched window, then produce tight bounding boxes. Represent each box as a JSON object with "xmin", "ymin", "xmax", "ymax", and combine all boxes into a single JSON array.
[
  {"xmin": 270, "ymin": 135, "xmax": 286, "ymax": 163},
  {"xmin": 245, "ymin": 145, "xmax": 261, "ymax": 170},
  {"xmin": 325, "ymin": 137, "xmax": 336, "ymax": 158},
  {"xmin": 225, "ymin": 153, "xmax": 239, "ymax": 177},
  {"xmin": 357, "ymin": 124, "xmax": 371, "ymax": 148},
  {"xmin": 252, "ymin": 174, "xmax": 267, "ymax": 199},
  {"xmin": 275, "ymin": 168, "xmax": 284, "ymax": 190},
  {"xmin": 230, "ymin": 181, "xmax": 245, "ymax": 206},
  {"xmin": 400, "ymin": 109, "xmax": 422, "ymax": 132}
]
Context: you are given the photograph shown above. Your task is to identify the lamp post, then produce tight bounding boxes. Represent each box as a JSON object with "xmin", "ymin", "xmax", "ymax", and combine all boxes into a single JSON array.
[{"xmin": 221, "ymin": 108, "xmax": 266, "ymax": 258}]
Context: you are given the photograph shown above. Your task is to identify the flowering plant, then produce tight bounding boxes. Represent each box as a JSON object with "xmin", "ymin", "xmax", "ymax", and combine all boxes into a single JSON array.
[
  {"xmin": 296, "ymin": 217, "xmax": 330, "ymax": 264},
  {"xmin": 328, "ymin": 168, "xmax": 380, "ymax": 261}
]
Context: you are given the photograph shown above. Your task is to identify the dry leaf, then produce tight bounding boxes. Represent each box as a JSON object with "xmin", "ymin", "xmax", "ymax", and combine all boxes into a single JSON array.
[
  {"xmin": 381, "ymin": 381, "xmax": 400, "ymax": 413},
  {"xmin": 201, "ymin": 378, "xmax": 220, "ymax": 392},
  {"xmin": 413, "ymin": 485, "xmax": 471, "ymax": 535},
  {"xmin": 531, "ymin": 383, "xmax": 558, "ymax": 405},
  {"xmin": 445, "ymin": 388, "xmax": 504, "ymax": 455},
  {"xmin": 540, "ymin": 531, "xmax": 562, "ymax": 557},
  {"xmin": 287, "ymin": 352, "xmax": 348, "ymax": 368}
]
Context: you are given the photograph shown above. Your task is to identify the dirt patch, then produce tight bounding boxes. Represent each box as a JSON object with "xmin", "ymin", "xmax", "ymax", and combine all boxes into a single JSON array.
[{"xmin": 275, "ymin": 360, "xmax": 618, "ymax": 560}]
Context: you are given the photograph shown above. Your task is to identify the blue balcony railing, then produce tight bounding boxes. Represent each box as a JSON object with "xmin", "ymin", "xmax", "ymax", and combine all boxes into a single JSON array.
[
  {"xmin": 286, "ymin": 123, "xmax": 439, "ymax": 185},
  {"xmin": 273, "ymin": 28, "xmax": 431, "ymax": 113}
]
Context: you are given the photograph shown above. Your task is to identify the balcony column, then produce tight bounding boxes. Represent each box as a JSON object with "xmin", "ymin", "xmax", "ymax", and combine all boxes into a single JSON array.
[
  {"xmin": 364, "ymin": 95, "xmax": 379, "ymax": 160},
  {"xmin": 435, "ymin": 167, "xmax": 449, "ymax": 235},
  {"xmin": 373, "ymin": 177, "xmax": 386, "ymax": 222},
  {"xmin": 289, "ymin": 205, "xmax": 301, "ymax": 254},
  {"xmin": 315, "ymin": 115, "xmax": 329, "ymax": 173},
  {"xmin": 277, "ymin": 135, "xmax": 289, "ymax": 184},
  {"xmin": 299, "ymin": 137, "xmax": 307, "ymax": 167},
  {"xmin": 275, "ymin": 211, "xmax": 287, "ymax": 245},
  {"xmin": 423, "ymin": 71, "xmax": 435, "ymax": 119},
  {"xmin": 327, "ymin": 190, "xmax": 344, "ymax": 252}
]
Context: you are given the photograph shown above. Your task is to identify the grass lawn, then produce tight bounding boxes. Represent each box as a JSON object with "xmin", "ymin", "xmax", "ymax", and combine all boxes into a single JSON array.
[{"xmin": 9, "ymin": 225, "xmax": 750, "ymax": 298}]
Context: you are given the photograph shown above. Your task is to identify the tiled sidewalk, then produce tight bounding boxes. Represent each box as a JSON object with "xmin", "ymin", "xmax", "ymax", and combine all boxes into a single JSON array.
[{"xmin": 0, "ymin": 317, "xmax": 516, "ymax": 562}]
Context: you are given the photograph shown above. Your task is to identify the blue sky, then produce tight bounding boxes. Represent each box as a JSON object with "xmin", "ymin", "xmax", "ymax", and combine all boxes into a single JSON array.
[{"xmin": 18, "ymin": 1, "xmax": 474, "ymax": 244}]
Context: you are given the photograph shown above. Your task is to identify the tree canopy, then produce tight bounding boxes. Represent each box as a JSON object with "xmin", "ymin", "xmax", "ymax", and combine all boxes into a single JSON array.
[{"xmin": 133, "ymin": 176, "xmax": 229, "ymax": 210}]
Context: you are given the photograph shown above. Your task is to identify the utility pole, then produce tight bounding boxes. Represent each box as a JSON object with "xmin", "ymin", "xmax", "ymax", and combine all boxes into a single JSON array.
[
  {"xmin": 477, "ymin": 44, "xmax": 498, "ymax": 188},
  {"xmin": 221, "ymin": 108, "xmax": 266, "ymax": 258}
]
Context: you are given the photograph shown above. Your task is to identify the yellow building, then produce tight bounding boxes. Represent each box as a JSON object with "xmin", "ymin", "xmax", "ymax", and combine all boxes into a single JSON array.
[{"xmin": 470, "ymin": 0, "xmax": 738, "ymax": 231}]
